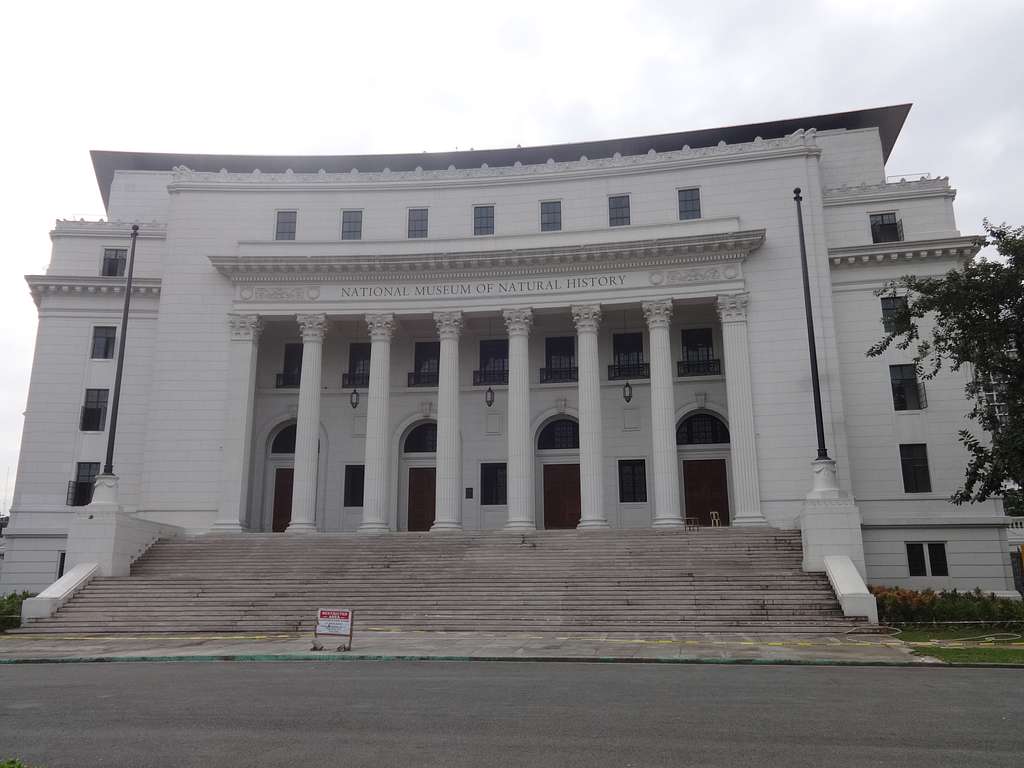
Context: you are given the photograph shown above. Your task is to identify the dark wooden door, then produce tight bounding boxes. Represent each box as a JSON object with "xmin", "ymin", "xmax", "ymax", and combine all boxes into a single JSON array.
[
  {"xmin": 543, "ymin": 463, "xmax": 581, "ymax": 529},
  {"xmin": 272, "ymin": 467, "xmax": 294, "ymax": 532},
  {"xmin": 683, "ymin": 459, "xmax": 730, "ymax": 526},
  {"xmin": 407, "ymin": 467, "xmax": 436, "ymax": 532}
]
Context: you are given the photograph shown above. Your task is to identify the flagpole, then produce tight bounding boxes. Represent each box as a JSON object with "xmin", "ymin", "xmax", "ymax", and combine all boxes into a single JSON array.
[{"xmin": 102, "ymin": 224, "xmax": 139, "ymax": 475}]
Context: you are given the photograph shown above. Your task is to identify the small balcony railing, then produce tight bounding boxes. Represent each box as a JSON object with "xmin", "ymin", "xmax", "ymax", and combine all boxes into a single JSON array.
[
  {"xmin": 871, "ymin": 220, "xmax": 904, "ymax": 244},
  {"xmin": 66, "ymin": 480, "xmax": 94, "ymax": 507},
  {"xmin": 473, "ymin": 368, "xmax": 508, "ymax": 386},
  {"xmin": 342, "ymin": 372, "xmax": 369, "ymax": 388},
  {"xmin": 408, "ymin": 370, "xmax": 439, "ymax": 387},
  {"xmin": 607, "ymin": 363, "xmax": 649, "ymax": 380},
  {"xmin": 539, "ymin": 366, "xmax": 578, "ymax": 384},
  {"xmin": 276, "ymin": 371, "xmax": 301, "ymax": 388},
  {"xmin": 80, "ymin": 406, "xmax": 106, "ymax": 431},
  {"xmin": 677, "ymin": 359, "xmax": 722, "ymax": 377}
]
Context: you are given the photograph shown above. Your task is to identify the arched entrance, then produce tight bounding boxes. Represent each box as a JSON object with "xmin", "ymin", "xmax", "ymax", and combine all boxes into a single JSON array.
[
  {"xmin": 677, "ymin": 412, "xmax": 731, "ymax": 526},
  {"xmin": 401, "ymin": 421, "xmax": 437, "ymax": 532},
  {"xmin": 267, "ymin": 423, "xmax": 296, "ymax": 532},
  {"xmin": 537, "ymin": 417, "xmax": 581, "ymax": 529}
]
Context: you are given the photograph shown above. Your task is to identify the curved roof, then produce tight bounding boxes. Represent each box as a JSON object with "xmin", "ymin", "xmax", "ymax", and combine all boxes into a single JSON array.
[{"xmin": 91, "ymin": 103, "xmax": 911, "ymax": 209}]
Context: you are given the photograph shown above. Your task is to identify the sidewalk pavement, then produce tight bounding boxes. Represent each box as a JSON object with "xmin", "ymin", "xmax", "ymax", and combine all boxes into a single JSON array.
[{"xmin": 0, "ymin": 628, "xmax": 926, "ymax": 665}]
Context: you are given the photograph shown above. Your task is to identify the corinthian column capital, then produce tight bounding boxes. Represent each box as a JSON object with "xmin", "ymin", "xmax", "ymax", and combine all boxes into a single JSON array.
[
  {"xmin": 433, "ymin": 310, "xmax": 463, "ymax": 340},
  {"xmin": 228, "ymin": 313, "xmax": 263, "ymax": 342},
  {"xmin": 502, "ymin": 307, "xmax": 533, "ymax": 336},
  {"xmin": 365, "ymin": 313, "xmax": 396, "ymax": 342},
  {"xmin": 296, "ymin": 313, "xmax": 328, "ymax": 342},
  {"xmin": 642, "ymin": 299, "xmax": 673, "ymax": 329},
  {"xmin": 716, "ymin": 293, "xmax": 750, "ymax": 323},
  {"xmin": 571, "ymin": 304, "xmax": 602, "ymax": 334}
]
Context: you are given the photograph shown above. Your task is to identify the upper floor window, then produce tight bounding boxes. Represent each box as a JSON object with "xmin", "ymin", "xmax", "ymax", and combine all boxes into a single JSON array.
[
  {"xmin": 870, "ymin": 212, "xmax": 903, "ymax": 243},
  {"xmin": 343, "ymin": 342, "xmax": 371, "ymax": 388},
  {"xmin": 81, "ymin": 388, "xmax": 109, "ymax": 431},
  {"xmin": 880, "ymin": 296, "xmax": 908, "ymax": 333},
  {"xmin": 341, "ymin": 210, "xmax": 363, "ymax": 240},
  {"xmin": 679, "ymin": 328, "xmax": 719, "ymax": 376},
  {"xmin": 101, "ymin": 248, "xmax": 127, "ymax": 277},
  {"xmin": 410, "ymin": 341, "xmax": 440, "ymax": 386},
  {"xmin": 67, "ymin": 461, "xmax": 100, "ymax": 507},
  {"xmin": 475, "ymin": 339, "xmax": 509, "ymax": 385},
  {"xmin": 608, "ymin": 195, "xmax": 631, "ymax": 227},
  {"xmin": 610, "ymin": 332, "xmax": 646, "ymax": 380},
  {"xmin": 980, "ymin": 372, "xmax": 1009, "ymax": 428},
  {"xmin": 408, "ymin": 208, "xmax": 429, "ymax": 239},
  {"xmin": 540, "ymin": 201, "xmax": 562, "ymax": 232},
  {"xmin": 541, "ymin": 337, "xmax": 576, "ymax": 383},
  {"xmin": 899, "ymin": 443, "xmax": 932, "ymax": 493},
  {"xmin": 275, "ymin": 210, "xmax": 297, "ymax": 241},
  {"xmin": 890, "ymin": 364, "xmax": 927, "ymax": 411},
  {"xmin": 678, "ymin": 188, "xmax": 701, "ymax": 220},
  {"xmin": 474, "ymin": 205, "xmax": 495, "ymax": 236},
  {"xmin": 91, "ymin": 326, "xmax": 117, "ymax": 359},
  {"xmin": 906, "ymin": 542, "xmax": 949, "ymax": 577},
  {"xmin": 276, "ymin": 343, "xmax": 303, "ymax": 388}
]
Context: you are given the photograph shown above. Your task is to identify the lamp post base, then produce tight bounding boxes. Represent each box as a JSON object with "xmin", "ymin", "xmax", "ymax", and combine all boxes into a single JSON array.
[{"xmin": 798, "ymin": 459, "xmax": 867, "ymax": 578}]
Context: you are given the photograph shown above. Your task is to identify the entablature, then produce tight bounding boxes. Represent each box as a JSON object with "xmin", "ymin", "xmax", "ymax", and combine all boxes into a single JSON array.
[{"xmin": 25, "ymin": 275, "xmax": 162, "ymax": 307}]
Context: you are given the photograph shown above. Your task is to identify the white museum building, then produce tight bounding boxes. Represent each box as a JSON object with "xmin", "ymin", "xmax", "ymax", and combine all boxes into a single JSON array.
[{"xmin": 2, "ymin": 103, "xmax": 1018, "ymax": 604}]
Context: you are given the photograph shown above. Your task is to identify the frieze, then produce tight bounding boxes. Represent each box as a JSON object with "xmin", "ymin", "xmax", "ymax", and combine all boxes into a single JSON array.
[
  {"xmin": 649, "ymin": 265, "xmax": 739, "ymax": 286},
  {"xmin": 239, "ymin": 285, "xmax": 320, "ymax": 302}
]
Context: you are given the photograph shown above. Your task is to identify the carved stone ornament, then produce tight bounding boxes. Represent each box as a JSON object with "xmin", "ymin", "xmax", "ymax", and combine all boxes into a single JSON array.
[
  {"xmin": 571, "ymin": 304, "xmax": 602, "ymax": 334},
  {"xmin": 716, "ymin": 293, "xmax": 750, "ymax": 323},
  {"xmin": 228, "ymin": 313, "xmax": 263, "ymax": 342},
  {"xmin": 502, "ymin": 307, "xmax": 533, "ymax": 336},
  {"xmin": 433, "ymin": 310, "xmax": 464, "ymax": 339},
  {"xmin": 365, "ymin": 313, "xmax": 396, "ymax": 341},
  {"xmin": 296, "ymin": 313, "xmax": 328, "ymax": 342},
  {"xmin": 641, "ymin": 299, "xmax": 673, "ymax": 328}
]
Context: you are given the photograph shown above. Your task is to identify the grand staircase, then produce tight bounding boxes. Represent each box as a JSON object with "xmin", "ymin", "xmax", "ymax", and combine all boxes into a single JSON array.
[{"xmin": 20, "ymin": 528, "xmax": 865, "ymax": 635}]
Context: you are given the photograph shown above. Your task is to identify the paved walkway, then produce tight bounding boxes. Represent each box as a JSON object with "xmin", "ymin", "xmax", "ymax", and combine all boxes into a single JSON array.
[{"xmin": 0, "ymin": 628, "xmax": 922, "ymax": 665}]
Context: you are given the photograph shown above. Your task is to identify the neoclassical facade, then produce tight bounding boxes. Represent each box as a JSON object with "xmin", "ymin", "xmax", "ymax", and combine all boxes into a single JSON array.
[{"xmin": 2, "ymin": 104, "xmax": 1017, "ymax": 596}]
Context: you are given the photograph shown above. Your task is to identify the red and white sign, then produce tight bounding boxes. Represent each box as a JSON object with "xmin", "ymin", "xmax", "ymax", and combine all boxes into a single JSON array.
[{"xmin": 316, "ymin": 608, "xmax": 353, "ymax": 637}]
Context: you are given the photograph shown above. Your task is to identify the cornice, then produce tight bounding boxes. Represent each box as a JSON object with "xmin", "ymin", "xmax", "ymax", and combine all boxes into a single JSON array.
[
  {"xmin": 827, "ymin": 235, "xmax": 982, "ymax": 268},
  {"xmin": 25, "ymin": 275, "xmax": 163, "ymax": 307},
  {"xmin": 823, "ymin": 177, "xmax": 954, "ymax": 206},
  {"xmin": 168, "ymin": 131, "xmax": 822, "ymax": 194},
  {"xmin": 209, "ymin": 229, "xmax": 766, "ymax": 284},
  {"xmin": 50, "ymin": 220, "xmax": 167, "ymax": 240}
]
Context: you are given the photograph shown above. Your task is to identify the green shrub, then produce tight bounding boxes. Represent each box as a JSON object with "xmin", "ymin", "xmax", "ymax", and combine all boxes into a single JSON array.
[
  {"xmin": 870, "ymin": 585, "xmax": 1024, "ymax": 624},
  {"xmin": 0, "ymin": 592, "xmax": 34, "ymax": 632},
  {"xmin": 1, "ymin": 759, "xmax": 32, "ymax": 768}
]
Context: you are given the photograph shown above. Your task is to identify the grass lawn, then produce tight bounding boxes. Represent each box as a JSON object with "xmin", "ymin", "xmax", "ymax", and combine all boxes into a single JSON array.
[
  {"xmin": 914, "ymin": 646, "xmax": 1024, "ymax": 665},
  {"xmin": 891, "ymin": 626, "xmax": 1024, "ymax": 664},
  {"xmin": 896, "ymin": 627, "xmax": 1023, "ymax": 644}
]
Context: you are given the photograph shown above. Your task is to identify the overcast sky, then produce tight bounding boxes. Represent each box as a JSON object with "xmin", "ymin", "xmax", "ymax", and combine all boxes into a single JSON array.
[{"xmin": 0, "ymin": 0, "xmax": 1020, "ymax": 513}]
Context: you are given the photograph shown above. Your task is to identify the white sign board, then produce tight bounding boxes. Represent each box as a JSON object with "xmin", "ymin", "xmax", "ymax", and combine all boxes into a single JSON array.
[{"xmin": 316, "ymin": 608, "xmax": 353, "ymax": 637}]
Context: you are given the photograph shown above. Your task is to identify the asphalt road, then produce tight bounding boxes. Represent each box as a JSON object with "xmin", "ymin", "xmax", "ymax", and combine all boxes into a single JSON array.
[{"xmin": 1, "ymin": 661, "xmax": 1021, "ymax": 767}]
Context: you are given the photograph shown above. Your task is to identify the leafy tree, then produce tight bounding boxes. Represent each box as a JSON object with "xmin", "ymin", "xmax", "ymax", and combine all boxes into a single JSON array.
[{"xmin": 868, "ymin": 221, "xmax": 1022, "ymax": 514}]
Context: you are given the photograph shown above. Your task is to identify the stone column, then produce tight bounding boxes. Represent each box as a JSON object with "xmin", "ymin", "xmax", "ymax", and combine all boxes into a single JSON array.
[
  {"xmin": 213, "ymin": 313, "xmax": 263, "ymax": 531},
  {"xmin": 359, "ymin": 313, "xmax": 395, "ymax": 533},
  {"xmin": 503, "ymin": 308, "xmax": 535, "ymax": 530},
  {"xmin": 572, "ymin": 304, "xmax": 608, "ymax": 529},
  {"xmin": 716, "ymin": 293, "xmax": 767, "ymax": 526},
  {"xmin": 288, "ymin": 313, "xmax": 327, "ymax": 533},
  {"xmin": 643, "ymin": 300, "xmax": 683, "ymax": 528},
  {"xmin": 432, "ymin": 310, "xmax": 463, "ymax": 531}
]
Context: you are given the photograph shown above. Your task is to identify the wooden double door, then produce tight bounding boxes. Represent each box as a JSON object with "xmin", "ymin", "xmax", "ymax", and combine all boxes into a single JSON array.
[
  {"xmin": 682, "ymin": 459, "xmax": 730, "ymax": 526},
  {"xmin": 543, "ymin": 463, "xmax": 581, "ymax": 529}
]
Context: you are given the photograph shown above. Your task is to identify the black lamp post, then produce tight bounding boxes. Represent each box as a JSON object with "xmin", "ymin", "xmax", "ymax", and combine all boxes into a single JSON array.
[
  {"xmin": 793, "ymin": 189, "xmax": 830, "ymax": 462},
  {"xmin": 102, "ymin": 224, "xmax": 139, "ymax": 476}
]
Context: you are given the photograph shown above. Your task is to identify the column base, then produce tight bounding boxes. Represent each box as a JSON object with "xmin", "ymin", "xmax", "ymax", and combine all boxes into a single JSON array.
[
  {"xmin": 357, "ymin": 521, "xmax": 391, "ymax": 534},
  {"xmin": 731, "ymin": 512, "xmax": 769, "ymax": 527},
  {"xmin": 210, "ymin": 520, "xmax": 244, "ymax": 533},
  {"xmin": 502, "ymin": 521, "xmax": 536, "ymax": 532},
  {"xmin": 799, "ymin": 459, "xmax": 867, "ymax": 577},
  {"xmin": 285, "ymin": 521, "xmax": 317, "ymax": 534},
  {"xmin": 576, "ymin": 519, "xmax": 610, "ymax": 530},
  {"xmin": 430, "ymin": 521, "xmax": 463, "ymax": 532},
  {"xmin": 651, "ymin": 516, "xmax": 684, "ymax": 529}
]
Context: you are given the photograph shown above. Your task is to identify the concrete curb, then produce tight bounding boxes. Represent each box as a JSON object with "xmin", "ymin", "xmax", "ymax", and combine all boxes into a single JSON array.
[{"xmin": 0, "ymin": 652, "xmax": 949, "ymax": 667}]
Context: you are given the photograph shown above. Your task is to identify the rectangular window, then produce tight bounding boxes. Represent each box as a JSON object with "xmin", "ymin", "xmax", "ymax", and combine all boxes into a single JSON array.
[
  {"xmin": 890, "ymin": 364, "xmax": 927, "ymax": 411},
  {"xmin": 275, "ymin": 210, "xmax": 297, "ymax": 241},
  {"xmin": 411, "ymin": 341, "xmax": 441, "ymax": 386},
  {"xmin": 343, "ymin": 465, "xmax": 365, "ymax": 507},
  {"xmin": 57, "ymin": 551, "xmax": 66, "ymax": 579},
  {"xmin": 101, "ymin": 248, "xmax": 127, "ymax": 277},
  {"xmin": 870, "ymin": 212, "xmax": 903, "ymax": 243},
  {"xmin": 341, "ymin": 210, "xmax": 363, "ymax": 240},
  {"xmin": 980, "ymin": 372, "xmax": 1010, "ymax": 428},
  {"xmin": 681, "ymin": 328, "xmax": 713, "ymax": 362},
  {"xmin": 608, "ymin": 195, "xmax": 631, "ymax": 227},
  {"xmin": 906, "ymin": 542, "xmax": 949, "ymax": 577},
  {"xmin": 67, "ymin": 461, "xmax": 100, "ymax": 507},
  {"xmin": 540, "ymin": 200, "xmax": 562, "ymax": 232},
  {"xmin": 344, "ymin": 342, "xmax": 371, "ymax": 388},
  {"xmin": 277, "ymin": 343, "xmax": 303, "ymax": 388},
  {"xmin": 408, "ymin": 208, "xmax": 429, "ymax": 238},
  {"xmin": 479, "ymin": 339, "xmax": 509, "ymax": 372},
  {"xmin": 91, "ymin": 326, "xmax": 117, "ymax": 359},
  {"xmin": 678, "ymin": 188, "xmax": 701, "ymax": 220},
  {"xmin": 545, "ymin": 337, "xmax": 575, "ymax": 370},
  {"xmin": 613, "ymin": 333, "xmax": 644, "ymax": 366},
  {"xmin": 480, "ymin": 463, "xmax": 507, "ymax": 505},
  {"xmin": 880, "ymin": 296, "xmax": 908, "ymax": 333},
  {"xmin": 618, "ymin": 459, "xmax": 648, "ymax": 503},
  {"xmin": 473, "ymin": 205, "xmax": 495, "ymax": 236},
  {"xmin": 899, "ymin": 444, "xmax": 932, "ymax": 493},
  {"xmin": 80, "ymin": 389, "xmax": 108, "ymax": 431}
]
